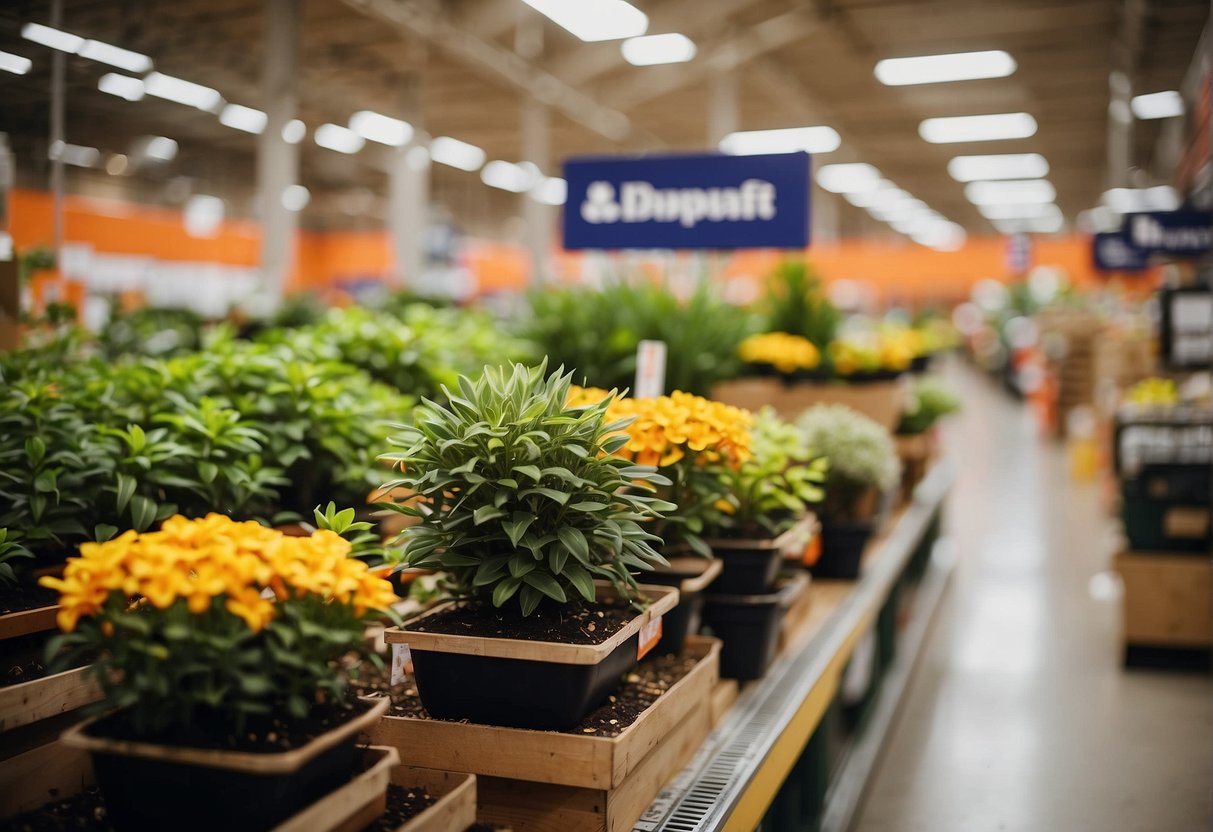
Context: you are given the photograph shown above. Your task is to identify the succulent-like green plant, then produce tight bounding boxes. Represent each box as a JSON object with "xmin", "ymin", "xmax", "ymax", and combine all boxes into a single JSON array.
[
  {"xmin": 897, "ymin": 375, "xmax": 961, "ymax": 435},
  {"xmin": 380, "ymin": 362, "xmax": 673, "ymax": 616},
  {"xmin": 797, "ymin": 404, "xmax": 899, "ymax": 520},
  {"xmin": 713, "ymin": 408, "xmax": 828, "ymax": 538},
  {"xmin": 765, "ymin": 259, "xmax": 841, "ymax": 350},
  {"xmin": 0, "ymin": 529, "xmax": 33, "ymax": 587}
]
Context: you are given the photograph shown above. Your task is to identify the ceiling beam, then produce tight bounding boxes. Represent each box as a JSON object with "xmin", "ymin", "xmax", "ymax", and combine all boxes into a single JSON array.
[
  {"xmin": 338, "ymin": 0, "xmax": 663, "ymax": 147},
  {"xmin": 599, "ymin": 10, "xmax": 820, "ymax": 111}
]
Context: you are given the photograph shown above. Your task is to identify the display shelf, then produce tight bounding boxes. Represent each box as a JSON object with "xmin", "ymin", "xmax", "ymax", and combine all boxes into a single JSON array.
[{"xmin": 635, "ymin": 461, "xmax": 955, "ymax": 832}]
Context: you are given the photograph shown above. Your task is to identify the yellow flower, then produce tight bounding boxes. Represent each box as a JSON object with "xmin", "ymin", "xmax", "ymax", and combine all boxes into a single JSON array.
[
  {"xmin": 739, "ymin": 332, "xmax": 821, "ymax": 373},
  {"xmin": 597, "ymin": 391, "xmax": 752, "ymax": 471}
]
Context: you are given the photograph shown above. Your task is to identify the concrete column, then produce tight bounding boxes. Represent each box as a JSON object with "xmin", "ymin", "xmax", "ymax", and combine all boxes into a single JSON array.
[
  {"xmin": 521, "ymin": 97, "xmax": 552, "ymax": 284},
  {"xmin": 49, "ymin": 0, "xmax": 65, "ymax": 259},
  {"xmin": 256, "ymin": 0, "xmax": 300, "ymax": 307},
  {"xmin": 1107, "ymin": 69, "xmax": 1134, "ymax": 189},
  {"xmin": 811, "ymin": 186, "xmax": 840, "ymax": 244},
  {"xmin": 707, "ymin": 70, "xmax": 740, "ymax": 148},
  {"xmin": 389, "ymin": 65, "xmax": 428, "ymax": 287}
]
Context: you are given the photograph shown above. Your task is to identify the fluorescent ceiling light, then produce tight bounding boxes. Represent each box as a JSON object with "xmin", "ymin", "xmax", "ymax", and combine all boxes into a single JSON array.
[
  {"xmin": 913, "ymin": 222, "xmax": 966, "ymax": 251},
  {"xmin": 348, "ymin": 110, "xmax": 414, "ymax": 147},
  {"xmin": 978, "ymin": 202, "xmax": 1061, "ymax": 220},
  {"xmin": 919, "ymin": 112, "xmax": 1037, "ymax": 143},
  {"xmin": 314, "ymin": 123, "xmax": 364, "ymax": 154},
  {"xmin": 481, "ymin": 160, "xmax": 537, "ymax": 193},
  {"xmin": 843, "ymin": 180, "xmax": 898, "ymax": 208},
  {"xmin": 532, "ymin": 176, "xmax": 567, "ymax": 206},
  {"xmin": 875, "ymin": 50, "xmax": 1015, "ymax": 86},
  {"xmin": 406, "ymin": 145, "xmax": 431, "ymax": 172},
  {"xmin": 869, "ymin": 198, "xmax": 930, "ymax": 222},
  {"xmin": 965, "ymin": 179, "xmax": 1056, "ymax": 205},
  {"xmin": 78, "ymin": 39, "xmax": 151, "ymax": 73},
  {"xmin": 144, "ymin": 72, "xmax": 222, "ymax": 112},
  {"xmin": 183, "ymin": 195, "xmax": 224, "ymax": 239},
  {"xmin": 992, "ymin": 212, "xmax": 1064, "ymax": 234},
  {"xmin": 621, "ymin": 33, "xmax": 696, "ymax": 66},
  {"xmin": 430, "ymin": 136, "xmax": 485, "ymax": 171},
  {"xmin": 948, "ymin": 153, "xmax": 1049, "ymax": 182},
  {"xmin": 0, "ymin": 50, "xmax": 32, "ymax": 75},
  {"xmin": 49, "ymin": 141, "xmax": 100, "ymax": 168},
  {"xmin": 890, "ymin": 213, "xmax": 945, "ymax": 236},
  {"xmin": 21, "ymin": 22, "xmax": 83, "ymax": 53},
  {"xmin": 816, "ymin": 163, "xmax": 881, "ymax": 194},
  {"xmin": 144, "ymin": 136, "xmax": 178, "ymax": 161},
  {"xmin": 521, "ymin": 0, "xmax": 648, "ymax": 42},
  {"xmin": 719, "ymin": 126, "xmax": 841, "ymax": 155},
  {"xmin": 1101, "ymin": 185, "xmax": 1180, "ymax": 213},
  {"xmin": 1131, "ymin": 90, "xmax": 1183, "ymax": 120},
  {"xmin": 98, "ymin": 72, "xmax": 144, "ymax": 101},
  {"xmin": 219, "ymin": 103, "xmax": 267, "ymax": 134},
  {"xmin": 282, "ymin": 119, "xmax": 306, "ymax": 144},
  {"xmin": 282, "ymin": 184, "xmax": 310, "ymax": 211}
]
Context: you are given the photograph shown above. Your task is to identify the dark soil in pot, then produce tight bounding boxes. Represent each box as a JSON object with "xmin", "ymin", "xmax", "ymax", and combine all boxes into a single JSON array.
[
  {"xmin": 813, "ymin": 520, "xmax": 876, "ymax": 579},
  {"xmin": 406, "ymin": 599, "xmax": 635, "ymax": 643},
  {"xmin": 2, "ymin": 785, "xmax": 112, "ymax": 831},
  {"xmin": 706, "ymin": 540, "xmax": 782, "ymax": 596},
  {"xmin": 365, "ymin": 784, "xmax": 436, "ymax": 832},
  {"xmin": 79, "ymin": 699, "xmax": 375, "ymax": 832},
  {"xmin": 353, "ymin": 651, "xmax": 699, "ymax": 737}
]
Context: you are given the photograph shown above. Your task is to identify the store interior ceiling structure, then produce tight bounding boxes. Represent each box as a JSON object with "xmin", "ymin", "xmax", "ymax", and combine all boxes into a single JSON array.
[{"xmin": 0, "ymin": 0, "xmax": 1207, "ymax": 237}]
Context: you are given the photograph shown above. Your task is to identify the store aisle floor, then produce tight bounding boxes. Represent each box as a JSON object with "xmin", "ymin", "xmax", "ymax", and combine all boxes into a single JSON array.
[{"xmin": 855, "ymin": 369, "xmax": 1212, "ymax": 832}]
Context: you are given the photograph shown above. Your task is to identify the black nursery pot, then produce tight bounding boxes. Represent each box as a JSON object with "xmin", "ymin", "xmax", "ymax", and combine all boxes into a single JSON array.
[
  {"xmin": 641, "ymin": 557, "xmax": 723, "ymax": 654},
  {"xmin": 813, "ymin": 520, "xmax": 876, "ymax": 579},
  {"xmin": 61, "ymin": 698, "xmax": 388, "ymax": 832},
  {"xmin": 390, "ymin": 585, "xmax": 679, "ymax": 732},
  {"xmin": 706, "ymin": 540, "xmax": 784, "ymax": 596},
  {"xmin": 701, "ymin": 572, "xmax": 809, "ymax": 681},
  {"xmin": 909, "ymin": 354, "xmax": 931, "ymax": 374}
]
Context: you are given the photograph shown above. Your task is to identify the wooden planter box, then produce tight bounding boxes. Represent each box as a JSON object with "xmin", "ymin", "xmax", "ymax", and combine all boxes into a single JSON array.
[
  {"xmin": 0, "ymin": 664, "xmax": 101, "ymax": 734},
  {"xmin": 385, "ymin": 766, "xmax": 477, "ymax": 832},
  {"xmin": 710, "ymin": 377, "xmax": 782, "ymax": 412},
  {"xmin": 896, "ymin": 432, "xmax": 934, "ymax": 502},
  {"xmin": 372, "ymin": 636, "xmax": 721, "ymax": 832},
  {"xmin": 1115, "ymin": 552, "xmax": 1212, "ymax": 647},
  {"xmin": 0, "ymin": 604, "xmax": 59, "ymax": 641},
  {"xmin": 275, "ymin": 745, "xmax": 398, "ymax": 832}
]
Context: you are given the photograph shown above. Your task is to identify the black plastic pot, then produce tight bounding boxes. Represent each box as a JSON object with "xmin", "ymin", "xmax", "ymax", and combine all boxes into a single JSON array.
[
  {"xmin": 701, "ymin": 572, "xmax": 809, "ymax": 680},
  {"xmin": 411, "ymin": 637, "xmax": 638, "ymax": 731},
  {"xmin": 909, "ymin": 355, "xmax": 930, "ymax": 374},
  {"xmin": 706, "ymin": 540, "xmax": 784, "ymax": 595},
  {"xmin": 641, "ymin": 557, "xmax": 723, "ymax": 654},
  {"xmin": 63, "ymin": 698, "xmax": 387, "ymax": 832},
  {"xmin": 813, "ymin": 520, "xmax": 876, "ymax": 579}
]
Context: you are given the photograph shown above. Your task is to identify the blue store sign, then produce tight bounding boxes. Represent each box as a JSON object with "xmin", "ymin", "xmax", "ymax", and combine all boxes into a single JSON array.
[
  {"xmin": 1093, "ymin": 231, "xmax": 1149, "ymax": 271},
  {"xmin": 1123, "ymin": 210, "xmax": 1213, "ymax": 256},
  {"xmin": 562, "ymin": 152, "xmax": 810, "ymax": 250}
]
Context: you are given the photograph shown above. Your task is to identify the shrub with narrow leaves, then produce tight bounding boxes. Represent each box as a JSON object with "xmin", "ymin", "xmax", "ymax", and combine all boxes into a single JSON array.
[
  {"xmin": 381, "ymin": 363, "xmax": 672, "ymax": 616},
  {"xmin": 797, "ymin": 404, "xmax": 898, "ymax": 518}
]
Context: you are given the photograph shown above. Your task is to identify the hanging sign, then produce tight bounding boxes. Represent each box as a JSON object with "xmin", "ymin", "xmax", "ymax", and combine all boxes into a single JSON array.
[
  {"xmin": 1122, "ymin": 210, "xmax": 1213, "ymax": 257},
  {"xmin": 1092, "ymin": 231, "xmax": 1149, "ymax": 272},
  {"xmin": 562, "ymin": 151, "xmax": 810, "ymax": 250}
]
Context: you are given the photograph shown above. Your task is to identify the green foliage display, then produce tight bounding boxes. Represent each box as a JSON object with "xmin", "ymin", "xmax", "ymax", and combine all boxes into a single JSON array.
[
  {"xmin": 797, "ymin": 404, "xmax": 899, "ymax": 519},
  {"xmin": 897, "ymin": 375, "xmax": 962, "ymax": 435},
  {"xmin": 0, "ymin": 529, "xmax": 33, "ymax": 587},
  {"xmin": 522, "ymin": 280, "xmax": 757, "ymax": 396},
  {"xmin": 381, "ymin": 363, "xmax": 672, "ymax": 616},
  {"xmin": 97, "ymin": 306, "xmax": 208, "ymax": 359},
  {"xmin": 764, "ymin": 259, "xmax": 841, "ymax": 349},
  {"xmin": 713, "ymin": 408, "xmax": 828, "ymax": 538}
]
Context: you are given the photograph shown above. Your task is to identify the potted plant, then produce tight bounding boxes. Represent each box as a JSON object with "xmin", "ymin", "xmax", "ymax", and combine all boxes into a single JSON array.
[
  {"xmin": 379, "ymin": 363, "xmax": 678, "ymax": 731},
  {"xmin": 566, "ymin": 386, "xmax": 751, "ymax": 653},
  {"xmin": 41, "ymin": 513, "xmax": 399, "ymax": 831},
  {"xmin": 896, "ymin": 375, "xmax": 960, "ymax": 496},
  {"xmin": 797, "ymin": 404, "xmax": 900, "ymax": 579}
]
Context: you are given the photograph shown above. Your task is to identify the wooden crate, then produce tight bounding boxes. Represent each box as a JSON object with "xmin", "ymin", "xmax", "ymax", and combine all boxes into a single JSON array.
[
  {"xmin": 713, "ymin": 378, "xmax": 907, "ymax": 430},
  {"xmin": 0, "ymin": 665, "xmax": 101, "ymax": 734},
  {"xmin": 709, "ymin": 678, "xmax": 738, "ymax": 727},
  {"xmin": 275, "ymin": 746, "xmax": 398, "ymax": 832},
  {"xmin": 0, "ymin": 738, "xmax": 94, "ymax": 818},
  {"xmin": 1115, "ymin": 552, "xmax": 1212, "ymax": 647},
  {"xmin": 372, "ymin": 636, "xmax": 720, "ymax": 790},
  {"xmin": 387, "ymin": 766, "xmax": 477, "ymax": 832}
]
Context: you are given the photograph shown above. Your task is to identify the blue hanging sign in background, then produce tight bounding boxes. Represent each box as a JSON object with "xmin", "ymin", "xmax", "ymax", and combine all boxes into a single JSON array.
[
  {"xmin": 1092, "ymin": 231, "xmax": 1149, "ymax": 272},
  {"xmin": 562, "ymin": 151, "xmax": 810, "ymax": 250},
  {"xmin": 1122, "ymin": 210, "xmax": 1213, "ymax": 256}
]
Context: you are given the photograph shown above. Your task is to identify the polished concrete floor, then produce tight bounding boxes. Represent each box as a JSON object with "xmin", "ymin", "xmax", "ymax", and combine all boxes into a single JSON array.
[{"xmin": 855, "ymin": 368, "xmax": 1212, "ymax": 832}]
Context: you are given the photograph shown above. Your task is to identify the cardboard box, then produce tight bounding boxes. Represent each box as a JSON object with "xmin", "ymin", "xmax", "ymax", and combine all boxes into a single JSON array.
[{"xmin": 1114, "ymin": 552, "xmax": 1212, "ymax": 647}]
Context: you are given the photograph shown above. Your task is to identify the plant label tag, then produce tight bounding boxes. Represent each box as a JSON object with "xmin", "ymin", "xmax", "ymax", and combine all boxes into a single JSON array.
[
  {"xmin": 637, "ymin": 614, "xmax": 663, "ymax": 660},
  {"xmin": 634, "ymin": 340, "xmax": 667, "ymax": 398},
  {"xmin": 802, "ymin": 535, "xmax": 822, "ymax": 567},
  {"xmin": 390, "ymin": 643, "xmax": 413, "ymax": 686}
]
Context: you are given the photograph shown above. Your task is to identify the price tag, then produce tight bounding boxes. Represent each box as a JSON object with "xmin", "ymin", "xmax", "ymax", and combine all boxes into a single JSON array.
[
  {"xmin": 390, "ymin": 643, "xmax": 413, "ymax": 686},
  {"xmin": 637, "ymin": 614, "xmax": 663, "ymax": 660},
  {"xmin": 802, "ymin": 535, "xmax": 822, "ymax": 567},
  {"xmin": 633, "ymin": 340, "xmax": 667, "ymax": 398}
]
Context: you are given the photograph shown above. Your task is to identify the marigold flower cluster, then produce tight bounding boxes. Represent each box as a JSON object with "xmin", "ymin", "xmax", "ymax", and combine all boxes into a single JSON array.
[
  {"xmin": 40, "ymin": 514, "xmax": 398, "ymax": 634},
  {"xmin": 1126, "ymin": 377, "xmax": 1178, "ymax": 406},
  {"xmin": 828, "ymin": 334, "xmax": 914, "ymax": 375},
  {"xmin": 739, "ymin": 332, "xmax": 821, "ymax": 373},
  {"xmin": 571, "ymin": 387, "xmax": 752, "ymax": 469}
]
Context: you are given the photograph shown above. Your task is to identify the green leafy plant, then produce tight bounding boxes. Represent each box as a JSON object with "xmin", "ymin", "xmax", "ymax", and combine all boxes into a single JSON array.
[
  {"xmin": 797, "ymin": 404, "xmax": 899, "ymax": 520},
  {"xmin": 0, "ymin": 529, "xmax": 33, "ymax": 587},
  {"xmin": 43, "ymin": 514, "xmax": 398, "ymax": 735},
  {"xmin": 313, "ymin": 501, "xmax": 392, "ymax": 565},
  {"xmin": 897, "ymin": 376, "xmax": 961, "ymax": 435},
  {"xmin": 523, "ymin": 280, "xmax": 758, "ymax": 396},
  {"xmin": 381, "ymin": 362, "xmax": 673, "ymax": 616},
  {"xmin": 712, "ymin": 408, "xmax": 828, "ymax": 538},
  {"xmin": 765, "ymin": 259, "xmax": 841, "ymax": 349},
  {"xmin": 97, "ymin": 306, "xmax": 208, "ymax": 359}
]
